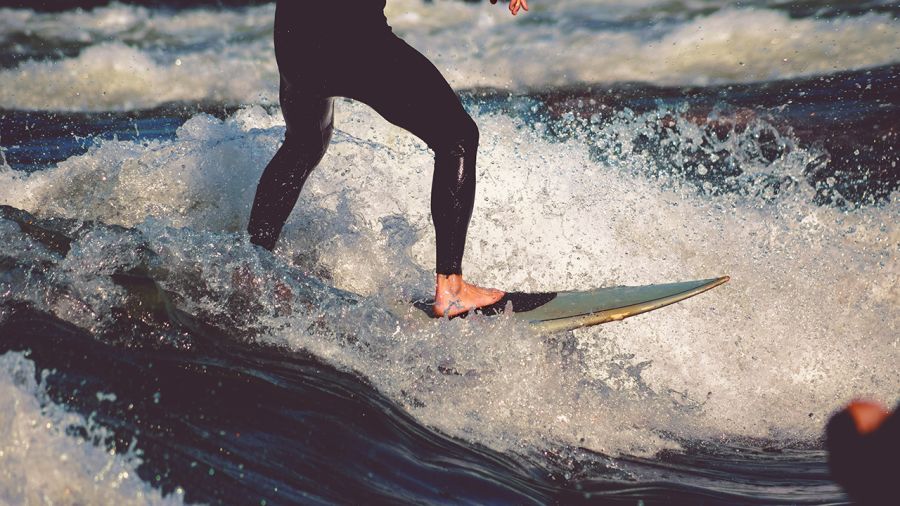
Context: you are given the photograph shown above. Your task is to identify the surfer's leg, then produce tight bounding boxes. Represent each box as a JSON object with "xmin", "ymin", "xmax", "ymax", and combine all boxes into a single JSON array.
[
  {"xmin": 333, "ymin": 34, "xmax": 503, "ymax": 315},
  {"xmin": 333, "ymin": 35, "xmax": 479, "ymax": 275},
  {"xmin": 248, "ymin": 80, "xmax": 334, "ymax": 250}
]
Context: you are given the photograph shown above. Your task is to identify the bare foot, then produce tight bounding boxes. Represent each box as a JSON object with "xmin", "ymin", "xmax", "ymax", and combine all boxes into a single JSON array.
[{"xmin": 433, "ymin": 274, "xmax": 505, "ymax": 318}]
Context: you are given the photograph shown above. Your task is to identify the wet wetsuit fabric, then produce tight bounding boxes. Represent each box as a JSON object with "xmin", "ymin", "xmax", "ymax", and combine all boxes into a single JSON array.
[{"xmin": 248, "ymin": 0, "xmax": 478, "ymax": 275}]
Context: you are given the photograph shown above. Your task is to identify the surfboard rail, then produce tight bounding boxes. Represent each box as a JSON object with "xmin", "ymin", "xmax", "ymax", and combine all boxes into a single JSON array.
[{"xmin": 523, "ymin": 276, "xmax": 730, "ymax": 334}]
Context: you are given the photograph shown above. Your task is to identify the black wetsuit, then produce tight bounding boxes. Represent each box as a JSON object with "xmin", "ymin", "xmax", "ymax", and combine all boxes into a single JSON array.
[{"xmin": 248, "ymin": 0, "xmax": 479, "ymax": 275}]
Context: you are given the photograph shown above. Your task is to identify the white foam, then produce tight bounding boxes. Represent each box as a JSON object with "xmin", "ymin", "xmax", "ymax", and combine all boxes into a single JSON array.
[
  {"xmin": 0, "ymin": 42, "xmax": 276, "ymax": 111},
  {"xmin": 0, "ymin": 2, "xmax": 897, "ymax": 110},
  {"xmin": 393, "ymin": 2, "xmax": 900, "ymax": 89},
  {"xmin": 0, "ymin": 3, "xmax": 274, "ymax": 46},
  {"xmin": 0, "ymin": 352, "xmax": 184, "ymax": 505},
  {"xmin": 0, "ymin": 134, "xmax": 10, "ymax": 171},
  {"xmin": 0, "ymin": 103, "xmax": 897, "ymax": 457}
]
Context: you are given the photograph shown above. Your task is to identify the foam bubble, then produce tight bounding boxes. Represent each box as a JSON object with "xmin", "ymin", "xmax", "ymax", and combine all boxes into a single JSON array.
[
  {"xmin": 0, "ymin": 352, "xmax": 184, "ymax": 505},
  {"xmin": 1, "ymin": 103, "xmax": 896, "ymax": 457}
]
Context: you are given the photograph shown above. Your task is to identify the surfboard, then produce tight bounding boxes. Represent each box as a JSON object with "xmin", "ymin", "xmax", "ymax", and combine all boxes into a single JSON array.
[{"xmin": 411, "ymin": 277, "xmax": 730, "ymax": 333}]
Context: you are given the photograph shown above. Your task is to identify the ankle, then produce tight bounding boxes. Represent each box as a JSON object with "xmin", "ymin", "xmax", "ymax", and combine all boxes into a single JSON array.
[{"xmin": 436, "ymin": 273, "xmax": 465, "ymax": 293}]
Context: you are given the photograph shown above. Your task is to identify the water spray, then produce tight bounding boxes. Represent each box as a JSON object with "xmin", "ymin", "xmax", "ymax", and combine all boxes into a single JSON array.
[{"xmin": 0, "ymin": 133, "xmax": 10, "ymax": 172}]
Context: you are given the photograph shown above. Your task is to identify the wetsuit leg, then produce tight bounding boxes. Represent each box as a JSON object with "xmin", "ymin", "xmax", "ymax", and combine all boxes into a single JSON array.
[
  {"xmin": 327, "ymin": 34, "xmax": 480, "ymax": 275},
  {"xmin": 247, "ymin": 79, "xmax": 334, "ymax": 251},
  {"xmin": 259, "ymin": 4, "xmax": 480, "ymax": 275}
]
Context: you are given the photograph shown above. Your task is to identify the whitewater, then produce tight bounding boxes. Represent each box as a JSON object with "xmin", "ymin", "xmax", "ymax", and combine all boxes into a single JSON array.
[{"xmin": 0, "ymin": 1, "xmax": 897, "ymax": 504}]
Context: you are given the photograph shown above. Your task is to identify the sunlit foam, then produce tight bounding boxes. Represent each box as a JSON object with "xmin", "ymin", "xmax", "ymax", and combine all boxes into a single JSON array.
[{"xmin": 0, "ymin": 42, "xmax": 276, "ymax": 111}]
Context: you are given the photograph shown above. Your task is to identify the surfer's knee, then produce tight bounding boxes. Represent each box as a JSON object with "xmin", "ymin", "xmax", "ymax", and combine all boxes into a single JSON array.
[
  {"xmin": 283, "ymin": 120, "xmax": 332, "ymax": 167},
  {"xmin": 434, "ymin": 114, "xmax": 479, "ymax": 160},
  {"xmin": 454, "ymin": 114, "xmax": 480, "ymax": 155},
  {"xmin": 280, "ymin": 96, "xmax": 334, "ymax": 167}
]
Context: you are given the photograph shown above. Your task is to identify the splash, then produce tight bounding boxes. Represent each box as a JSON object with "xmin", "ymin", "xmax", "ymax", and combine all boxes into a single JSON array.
[
  {"xmin": 0, "ymin": 352, "xmax": 185, "ymax": 505},
  {"xmin": 0, "ymin": 102, "xmax": 896, "ymax": 459},
  {"xmin": 0, "ymin": 133, "xmax": 9, "ymax": 171}
]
